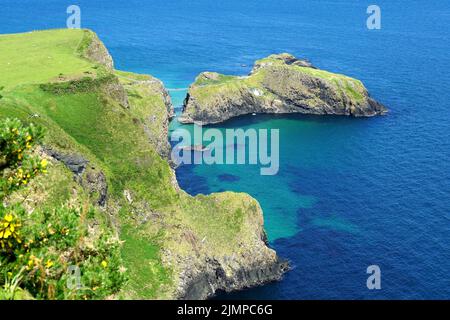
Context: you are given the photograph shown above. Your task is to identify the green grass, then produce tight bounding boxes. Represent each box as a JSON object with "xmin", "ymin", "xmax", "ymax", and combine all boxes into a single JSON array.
[
  {"xmin": 257, "ymin": 54, "xmax": 368, "ymax": 103},
  {"xmin": 188, "ymin": 54, "xmax": 368, "ymax": 108},
  {"xmin": 0, "ymin": 29, "xmax": 176, "ymax": 298},
  {"xmin": 7, "ymin": 156, "xmax": 88, "ymax": 212},
  {"xmin": 293, "ymin": 65, "xmax": 366, "ymax": 102},
  {"xmin": 194, "ymin": 73, "xmax": 237, "ymax": 86},
  {"xmin": 115, "ymin": 70, "xmax": 152, "ymax": 83},
  {"xmin": 120, "ymin": 226, "xmax": 172, "ymax": 299},
  {"xmin": 0, "ymin": 29, "xmax": 97, "ymax": 90}
]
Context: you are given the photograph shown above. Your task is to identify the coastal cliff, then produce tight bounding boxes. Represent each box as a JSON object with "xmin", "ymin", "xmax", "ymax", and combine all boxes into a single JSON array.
[
  {"xmin": 0, "ymin": 29, "xmax": 286, "ymax": 299},
  {"xmin": 180, "ymin": 53, "xmax": 387, "ymax": 124}
]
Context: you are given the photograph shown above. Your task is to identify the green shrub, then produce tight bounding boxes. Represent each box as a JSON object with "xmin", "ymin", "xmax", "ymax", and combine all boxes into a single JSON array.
[
  {"xmin": 0, "ymin": 118, "xmax": 127, "ymax": 300},
  {"xmin": 39, "ymin": 75, "xmax": 115, "ymax": 95},
  {"xmin": 0, "ymin": 118, "xmax": 46, "ymax": 199},
  {"xmin": 0, "ymin": 204, "xmax": 127, "ymax": 300}
]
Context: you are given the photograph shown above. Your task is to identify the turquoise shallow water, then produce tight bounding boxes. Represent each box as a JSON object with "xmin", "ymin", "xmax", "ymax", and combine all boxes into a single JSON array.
[{"xmin": 2, "ymin": 0, "xmax": 450, "ymax": 299}]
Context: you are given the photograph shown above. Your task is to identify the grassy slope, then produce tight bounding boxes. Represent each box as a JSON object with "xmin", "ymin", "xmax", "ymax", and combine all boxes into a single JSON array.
[
  {"xmin": 0, "ymin": 29, "xmax": 96, "ymax": 89},
  {"xmin": 0, "ymin": 29, "xmax": 263, "ymax": 299}
]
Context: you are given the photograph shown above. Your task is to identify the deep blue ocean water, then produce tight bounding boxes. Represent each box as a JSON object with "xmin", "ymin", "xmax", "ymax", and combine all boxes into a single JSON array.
[{"xmin": 2, "ymin": 0, "xmax": 450, "ymax": 299}]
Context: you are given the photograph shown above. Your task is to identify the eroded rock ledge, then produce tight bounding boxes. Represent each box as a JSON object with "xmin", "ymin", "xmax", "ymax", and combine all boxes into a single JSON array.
[
  {"xmin": 180, "ymin": 53, "xmax": 387, "ymax": 124},
  {"xmin": 177, "ymin": 250, "xmax": 289, "ymax": 300}
]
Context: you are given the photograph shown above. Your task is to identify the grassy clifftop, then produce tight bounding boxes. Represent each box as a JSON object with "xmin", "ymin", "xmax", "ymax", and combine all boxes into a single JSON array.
[
  {"xmin": 0, "ymin": 29, "xmax": 100, "ymax": 89},
  {"xmin": 0, "ymin": 29, "xmax": 285, "ymax": 299}
]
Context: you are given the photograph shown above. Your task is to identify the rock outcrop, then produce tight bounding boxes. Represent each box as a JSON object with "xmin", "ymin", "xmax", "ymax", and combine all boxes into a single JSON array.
[
  {"xmin": 163, "ymin": 192, "xmax": 289, "ymax": 300},
  {"xmin": 43, "ymin": 147, "xmax": 89, "ymax": 175},
  {"xmin": 180, "ymin": 53, "xmax": 387, "ymax": 124},
  {"xmin": 42, "ymin": 147, "xmax": 108, "ymax": 207},
  {"xmin": 175, "ymin": 237, "xmax": 289, "ymax": 300},
  {"xmin": 81, "ymin": 30, "xmax": 114, "ymax": 69},
  {"xmin": 178, "ymin": 255, "xmax": 288, "ymax": 300}
]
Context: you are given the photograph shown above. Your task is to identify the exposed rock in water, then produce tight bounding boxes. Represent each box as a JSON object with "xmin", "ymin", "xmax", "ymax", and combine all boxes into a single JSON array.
[
  {"xmin": 178, "ymin": 145, "xmax": 210, "ymax": 152},
  {"xmin": 180, "ymin": 53, "xmax": 387, "ymax": 124}
]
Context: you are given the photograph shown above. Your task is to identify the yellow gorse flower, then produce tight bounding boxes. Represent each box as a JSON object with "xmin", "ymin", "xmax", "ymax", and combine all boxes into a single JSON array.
[
  {"xmin": 40, "ymin": 159, "xmax": 48, "ymax": 168},
  {"xmin": 0, "ymin": 213, "xmax": 22, "ymax": 249}
]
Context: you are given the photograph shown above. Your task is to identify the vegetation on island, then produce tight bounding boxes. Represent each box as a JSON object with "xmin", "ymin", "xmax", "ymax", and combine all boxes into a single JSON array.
[{"xmin": 181, "ymin": 53, "xmax": 386, "ymax": 124}]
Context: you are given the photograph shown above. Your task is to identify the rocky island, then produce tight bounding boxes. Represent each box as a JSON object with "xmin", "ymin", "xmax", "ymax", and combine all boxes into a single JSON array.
[
  {"xmin": 179, "ymin": 53, "xmax": 387, "ymax": 124},
  {"xmin": 0, "ymin": 29, "xmax": 287, "ymax": 299}
]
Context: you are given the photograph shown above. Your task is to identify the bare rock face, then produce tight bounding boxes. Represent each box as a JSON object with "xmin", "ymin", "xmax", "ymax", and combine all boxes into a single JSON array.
[
  {"xmin": 43, "ymin": 147, "xmax": 108, "ymax": 207},
  {"xmin": 178, "ymin": 257, "xmax": 289, "ymax": 300},
  {"xmin": 43, "ymin": 147, "xmax": 89, "ymax": 175},
  {"xmin": 180, "ymin": 53, "xmax": 387, "ymax": 124},
  {"xmin": 165, "ymin": 193, "xmax": 289, "ymax": 300},
  {"xmin": 82, "ymin": 30, "xmax": 114, "ymax": 70},
  {"xmin": 141, "ymin": 78, "xmax": 174, "ymax": 159},
  {"xmin": 176, "ymin": 250, "xmax": 289, "ymax": 300},
  {"xmin": 81, "ymin": 168, "xmax": 108, "ymax": 207}
]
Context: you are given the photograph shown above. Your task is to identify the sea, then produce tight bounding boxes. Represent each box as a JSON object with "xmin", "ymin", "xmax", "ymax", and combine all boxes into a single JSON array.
[{"xmin": 1, "ymin": 0, "xmax": 449, "ymax": 299}]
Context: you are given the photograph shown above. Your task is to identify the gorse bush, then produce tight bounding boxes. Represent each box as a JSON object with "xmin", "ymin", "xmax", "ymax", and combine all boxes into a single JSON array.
[
  {"xmin": 0, "ymin": 204, "xmax": 127, "ymax": 299},
  {"xmin": 0, "ymin": 118, "xmax": 46, "ymax": 199},
  {"xmin": 0, "ymin": 118, "xmax": 127, "ymax": 300},
  {"xmin": 0, "ymin": 212, "xmax": 22, "ymax": 251}
]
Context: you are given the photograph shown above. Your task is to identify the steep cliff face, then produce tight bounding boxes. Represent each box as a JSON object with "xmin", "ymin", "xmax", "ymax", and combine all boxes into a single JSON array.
[
  {"xmin": 174, "ymin": 226, "xmax": 289, "ymax": 299},
  {"xmin": 180, "ymin": 53, "xmax": 387, "ymax": 124},
  {"xmin": 163, "ymin": 192, "xmax": 289, "ymax": 300},
  {"xmin": 116, "ymin": 71, "xmax": 174, "ymax": 159},
  {"xmin": 80, "ymin": 30, "xmax": 115, "ymax": 69},
  {"xmin": 0, "ymin": 29, "xmax": 287, "ymax": 300}
]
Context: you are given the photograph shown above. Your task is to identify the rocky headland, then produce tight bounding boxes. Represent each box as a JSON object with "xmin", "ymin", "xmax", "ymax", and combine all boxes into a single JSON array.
[{"xmin": 0, "ymin": 29, "xmax": 287, "ymax": 299}]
